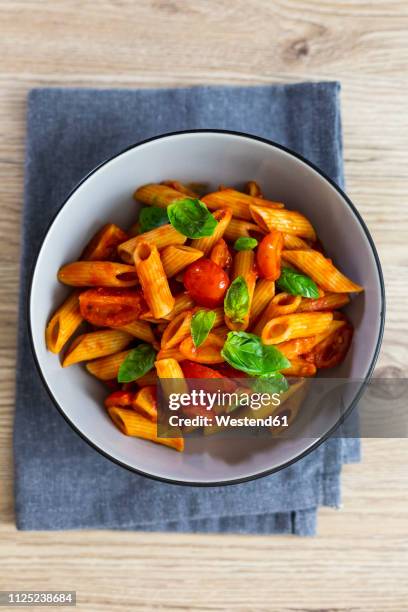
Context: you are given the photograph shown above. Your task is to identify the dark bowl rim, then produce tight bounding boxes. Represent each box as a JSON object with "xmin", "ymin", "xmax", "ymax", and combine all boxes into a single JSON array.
[{"xmin": 27, "ymin": 128, "xmax": 386, "ymax": 487}]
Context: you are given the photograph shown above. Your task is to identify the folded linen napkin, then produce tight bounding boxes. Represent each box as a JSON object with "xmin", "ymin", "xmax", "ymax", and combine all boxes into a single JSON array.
[{"xmin": 14, "ymin": 83, "xmax": 360, "ymax": 535}]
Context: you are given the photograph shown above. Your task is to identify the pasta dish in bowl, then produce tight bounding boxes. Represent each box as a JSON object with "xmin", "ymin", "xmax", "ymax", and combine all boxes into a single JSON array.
[{"xmin": 29, "ymin": 131, "xmax": 384, "ymax": 484}]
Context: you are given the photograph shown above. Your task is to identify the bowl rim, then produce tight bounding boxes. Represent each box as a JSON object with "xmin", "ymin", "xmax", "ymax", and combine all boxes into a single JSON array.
[{"xmin": 27, "ymin": 128, "xmax": 386, "ymax": 487}]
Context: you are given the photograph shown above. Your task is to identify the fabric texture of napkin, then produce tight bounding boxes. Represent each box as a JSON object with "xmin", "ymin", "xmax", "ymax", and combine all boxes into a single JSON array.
[{"xmin": 14, "ymin": 82, "xmax": 360, "ymax": 535}]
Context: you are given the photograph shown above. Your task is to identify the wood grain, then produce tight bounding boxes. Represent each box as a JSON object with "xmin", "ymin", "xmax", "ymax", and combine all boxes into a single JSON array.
[{"xmin": 0, "ymin": 1, "xmax": 407, "ymax": 610}]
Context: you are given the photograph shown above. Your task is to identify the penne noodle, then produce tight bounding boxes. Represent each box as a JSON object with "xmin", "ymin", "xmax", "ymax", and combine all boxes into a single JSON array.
[
  {"xmin": 133, "ymin": 385, "xmax": 158, "ymax": 420},
  {"xmin": 58, "ymin": 261, "xmax": 138, "ymax": 288},
  {"xmin": 118, "ymin": 225, "xmax": 186, "ymax": 264},
  {"xmin": 282, "ymin": 233, "xmax": 311, "ymax": 250},
  {"xmin": 119, "ymin": 320, "xmax": 156, "ymax": 345},
  {"xmin": 133, "ymin": 183, "xmax": 185, "ymax": 207},
  {"xmin": 161, "ymin": 245, "xmax": 203, "ymax": 277},
  {"xmin": 223, "ymin": 218, "xmax": 266, "ymax": 242},
  {"xmin": 63, "ymin": 329, "xmax": 132, "ymax": 367},
  {"xmin": 202, "ymin": 188, "xmax": 283, "ymax": 220},
  {"xmin": 296, "ymin": 293, "xmax": 350, "ymax": 313},
  {"xmin": 261, "ymin": 312, "xmax": 333, "ymax": 345},
  {"xmin": 245, "ymin": 181, "xmax": 263, "ymax": 198},
  {"xmin": 155, "ymin": 357, "xmax": 185, "ymax": 379},
  {"xmin": 165, "ymin": 293, "xmax": 195, "ymax": 320},
  {"xmin": 249, "ymin": 279, "xmax": 275, "ymax": 327},
  {"xmin": 86, "ymin": 349, "xmax": 132, "ymax": 380},
  {"xmin": 161, "ymin": 180, "xmax": 199, "ymax": 198},
  {"xmin": 225, "ymin": 250, "xmax": 257, "ymax": 332},
  {"xmin": 190, "ymin": 207, "xmax": 233, "ymax": 255},
  {"xmin": 108, "ymin": 407, "xmax": 184, "ymax": 451},
  {"xmin": 252, "ymin": 293, "xmax": 302, "ymax": 336},
  {"xmin": 161, "ymin": 310, "xmax": 193, "ymax": 349},
  {"xmin": 282, "ymin": 359, "xmax": 317, "ymax": 377},
  {"xmin": 81, "ymin": 223, "xmax": 128, "ymax": 261},
  {"xmin": 156, "ymin": 346, "xmax": 185, "ymax": 361},
  {"xmin": 250, "ymin": 205, "xmax": 316, "ymax": 240},
  {"xmin": 179, "ymin": 333, "xmax": 225, "ymax": 364},
  {"xmin": 134, "ymin": 242, "xmax": 175, "ymax": 318},
  {"xmin": 45, "ymin": 290, "xmax": 83, "ymax": 354},
  {"xmin": 277, "ymin": 319, "xmax": 346, "ymax": 359},
  {"xmin": 282, "ymin": 249, "xmax": 364, "ymax": 293}
]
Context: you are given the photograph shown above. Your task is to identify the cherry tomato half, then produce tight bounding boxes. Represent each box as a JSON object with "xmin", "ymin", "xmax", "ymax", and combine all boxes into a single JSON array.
[
  {"xmin": 79, "ymin": 288, "xmax": 146, "ymax": 327},
  {"xmin": 256, "ymin": 230, "xmax": 284, "ymax": 280},
  {"xmin": 183, "ymin": 258, "xmax": 229, "ymax": 307}
]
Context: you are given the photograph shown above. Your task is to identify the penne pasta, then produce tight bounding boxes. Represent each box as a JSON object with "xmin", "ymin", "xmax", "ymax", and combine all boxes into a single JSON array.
[
  {"xmin": 296, "ymin": 293, "xmax": 350, "ymax": 313},
  {"xmin": 282, "ymin": 233, "xmax": 311, "ymax": 250},
  {"xmin": 252, "ymin": 293, "xmax": 302, "ymax": 336},
  {"xmin": 225, "ymin": 250, "xmax": 257, "ymax": 332},
  {"xmin": 133, "ymin": 385, "xmax": 158, "ymax": 420},
  {"xmin": 58, "ymin": 261, "xmax": 138, "ymax": 288},
  {"xmin": 118, "ymin": 225, "xmax": 186, "ymax": 264},
  {"xmin": 282, "ymin": 249, "xmax": 363, "ymax": 293},
  {"xmin": 156, "ymin": 346, "xmax": 185, "ymax": 361},
  {"xmin": 86, "ymin": 349, "xmax": 132, "ymax": 380},
  {"xmin": 155, "ymin": 357, "xmax": 185, "ymax": 379},
  {"xmin": 248, "ymin": 279, "xmax": 275, "ymax": 327},
  {"xmin": 161, "ymin": 180, "xmax": 199, "ymax": 198},
  {"xmin": 261, "ymin": 312, "xmax": 333, "ymax": 345},
  {"xmin": 223, "ymin": 218, "xmax": 266, "ymax": 242},
  {"xmin": 179, "ymin": 333, "xmax": 225, "ymax": 364},
  {"xmin": 282, "ymin": 359, "xmax": 317, "ymax": 377},
  {"xmin": 134, "ymin": 183, "xmax": 185, "ymax": 207},
  {"xmin": 63, "ymin": 329, "xmax": 132, "ymax": 367},
  {"xmin": 250, "ymin": 205, "xmax": 316, "ymax": 240},
  {"xmin": 134, "ymin": 242, "xmax": 175, "ymax": 318},
  {"xmin": 45, "ymin": 290, "xmax": 83, "ymax": 354},
  {"xmin": 202, "ymin": 188, "xmax": 283, "ymax": 220},
  {"xmin": 108, "ymin": 407, "xmax": 184, "ymax": 451},
  {"xmin": 245, "ymin": 181, "xmax": 263, "ymax": 198},
  {"xmin": 161, "ymin": 310, "xmax": 193, "ymax": 349},
  {"xmin": 190, "ymin": 207, "xmax": 233, "ymax": 255},
  {"xmin": 119, "ymin": 320, "xmax": 156, "ymax": 345},
  {"xmin": 165, "ymin": 293, "xmax": 196, "ymax": 320},
  {"xmin": 161, "ymin": 245, "xmax": 203, "ymax": 278},
  {"xmin": 81, "ymin": 223, "xmax": 128, "ymax": 261},
  {"xmin": 277, "ymin": 320, "xmax": 346, "ymax": 359}
]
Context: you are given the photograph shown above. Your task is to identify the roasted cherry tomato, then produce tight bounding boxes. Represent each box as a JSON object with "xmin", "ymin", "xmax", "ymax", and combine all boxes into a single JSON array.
[
  {"xmin": 181, "ymin": 361, "xmax": 227, "ymax": 380},
  {"xmin": 79, "ymin": 288, "xmax": 146, "ymax": 327},
  {"xmin": 304, "ymin": 323, "xmax": 353, "ymax": 369},
  {"xmin": 104, "ymin": 390, "xmax": 135, "ymax": 408},
  {"xmin": 210, "ymin": 239, "xmax": 232, "ymax": 270},
  {"xmin": 256, "ymin": 230, "xmax": 284, "ymax": 280},
  {"xmin": 183, "ymin": 258, "xmax": 229, "ymax": 307}
]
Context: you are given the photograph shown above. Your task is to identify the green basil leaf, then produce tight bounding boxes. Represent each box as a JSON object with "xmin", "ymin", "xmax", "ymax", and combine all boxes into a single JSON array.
[
  {"xmin": 251, "ymin": 372, "xmax": 289, "ymax": 395},
  {"xmin": 277, "ymin": 266, "xmax": 319, "ymax": 298},
  {"xmin": 139, "ymin": 206, "xmax": 169, "ymax": 233},
  {"xmin": 117, "ymin": 344, "xmax": 156, "ymax": 383},
  {"xmin": 221, "ymin": 331, "xmax": 291, "ymax": 376},
  {"xmin": 167, "ymin": 198, "xmax": 218, "ymax": 238},
  {"xmin": 191, "ymin": 309, "xmax": 217, "ymax": 348},
  {"xmin": 233, "ymin": 237, "xmax": 258, "ymax": 251},
  {"xmin": 224, "ymin": 276, "xmax": 250, "ymax": 324}
]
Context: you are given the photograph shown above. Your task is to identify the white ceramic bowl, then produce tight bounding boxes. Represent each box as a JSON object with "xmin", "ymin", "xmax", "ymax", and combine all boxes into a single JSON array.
[{"xmin": 29, "ymin": 130, "xmax": 385, "ymax": 485}]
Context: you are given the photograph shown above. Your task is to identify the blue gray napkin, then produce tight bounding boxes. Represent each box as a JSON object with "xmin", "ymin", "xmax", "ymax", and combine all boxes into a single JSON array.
[{"xmin": 14, "ymin": 83, "xmax": 360, "ymax": 535}]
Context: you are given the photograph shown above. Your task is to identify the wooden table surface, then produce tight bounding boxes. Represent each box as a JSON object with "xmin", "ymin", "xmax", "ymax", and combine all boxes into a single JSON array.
[{"xmin": 1, "ymin": 2, "xmax": 407, "ymax": 610}]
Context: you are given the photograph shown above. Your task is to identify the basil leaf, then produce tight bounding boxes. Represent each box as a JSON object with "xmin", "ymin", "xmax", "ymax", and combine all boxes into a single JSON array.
[
  {"xmin": 117, "ymin": 344, "xmax": 156, "ymax": 383},
  {"xmin": 139, "ymin": 206, "xmax": 169, "ymax": 233},
  {"xmin": 221, "ymin": 331, "xmax": 291, "ymax": 376},
  {"xmin": 233, "ymin": 237, "xmax": 258, "ymax": 251},
  {"xmin": 191, "ymin": 309, "xmax": 216, "ymax": 348},
  {"xmin": 252, "ymin": 372, "xmax": 289, "ymax": 395},
  {"xmin": 224, "ymin": 276, "xmax": 250, "ymax": 323},
  {"xmin": 167, "ymin": 198, "xmax": 218, "ymax": 238},
  {"xmin": 277, "ymin": 266, "xmax": 319, "ymax": 298}
]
